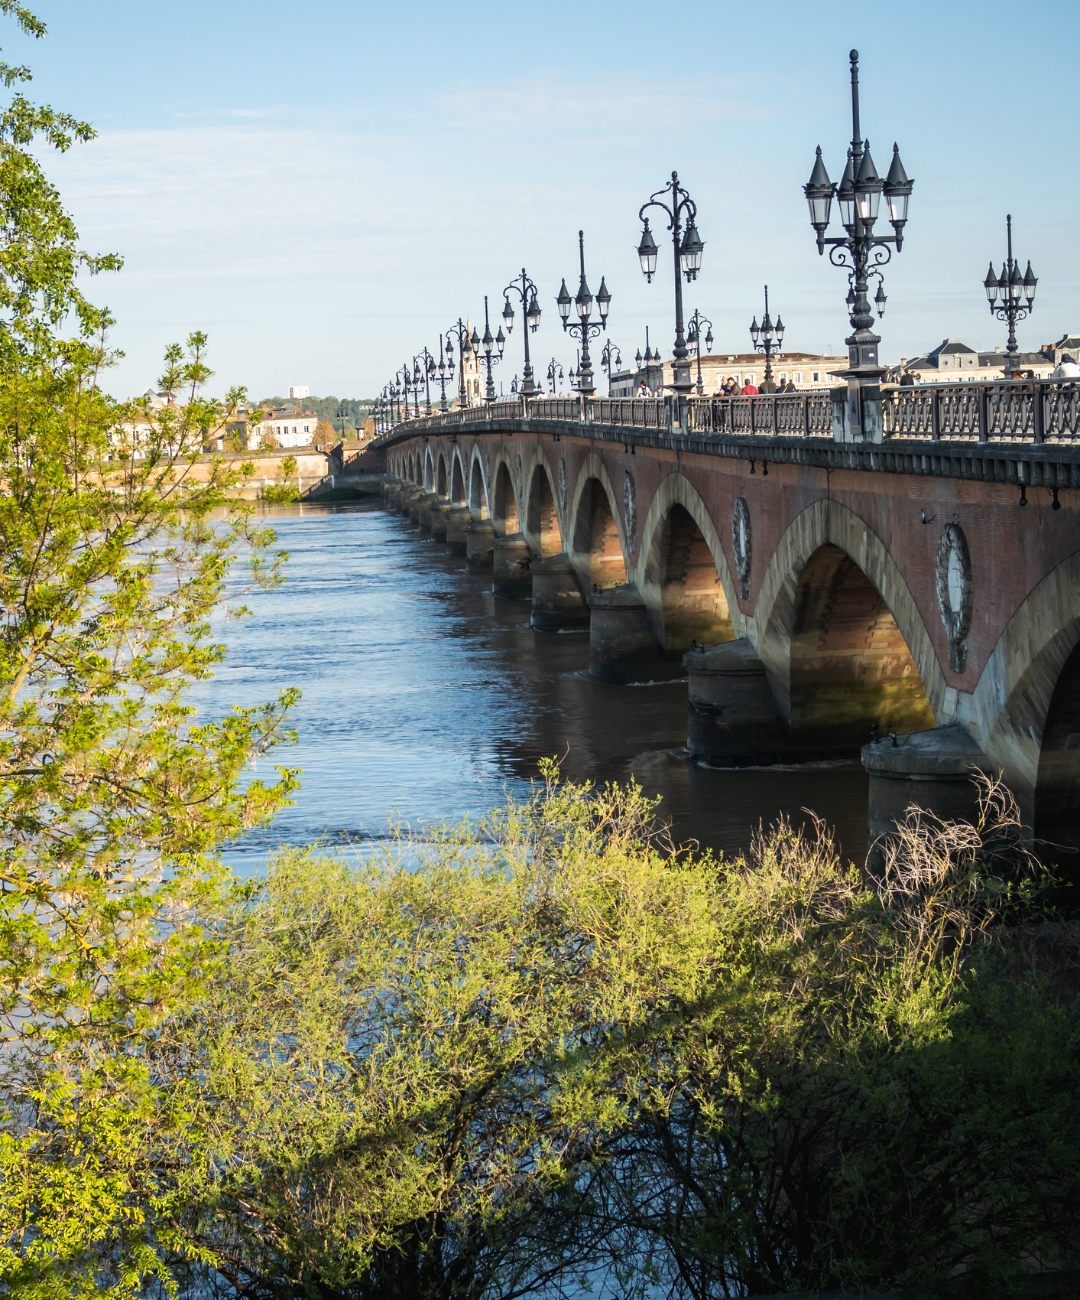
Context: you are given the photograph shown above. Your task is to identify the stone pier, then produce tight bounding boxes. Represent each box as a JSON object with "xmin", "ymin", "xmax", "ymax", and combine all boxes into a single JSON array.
[
  {"xmin": 492, "ymin": 533, "xmax": 532, "ymax": 598},
  {"xmin": 588, "ymin": 584, "xmax": 681, "ymax": 685},
  {"xmin": 530, "ymin": 554, "xmax": 589, "ymax": 632},
  {"xmin": 684, "ymin": 639, "xmax": 795, "ymax": 765}
]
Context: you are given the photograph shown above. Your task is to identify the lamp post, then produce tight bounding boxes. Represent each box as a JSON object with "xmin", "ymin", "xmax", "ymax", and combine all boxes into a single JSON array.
[
  {"xmin": 600, "ymin": 340, "xmax": 622, "ymax": 396},
  {"xmin": 501, "ymin": 268, "xmax": 541, "ymax": 398},
  {"xmin": 686, "ymin": 309, "xmax": 714, "ymax": 395},
  {"xmin": 634, "ymin": 326, "xmax": 663, "ymax": 394},
  {"xmin": 479, "ymin": 295, "xmax": 505, "ymax": 404},
  {"xmin": 637, "ymin": 171, "xmax": 704, "ymax": 425},
  {"xmin": 395, "ymin": 368, "xmax": 411, "ymax": 422},
  {"xmin": 556, "ymin": 230, "xmax": 610, "ymax": 400},
  {"xmin": 444, "ymin": 319, "xmax": 474, "ymax": 408},
  {"xmin": 545, "ymin": 358, "xmax": 563, "ymax": 395},
  {"xmin": 983, "ymin": 215, "xmax": 1037, "ymax": 379},
  {"xmin": 415, "ymin": 346, "xmax": 438, "ymax": 416},
  {"xmin": 336, "ymin": 400, "xmax": 351, "ymax": 438},
  {"xmin": 748, "ymin": 287, "xmax": 784, "ymax": 393},
  {"xmin": 431, "ymin": 333, "xmax": 455, "ymax": 411},
  {"xmin": 803, "ymin": 49, "xmax": 912, "ymax": 440},
  {"xmin": 406, "ymin": 359, "xmax": 424, "ymax": 419}
]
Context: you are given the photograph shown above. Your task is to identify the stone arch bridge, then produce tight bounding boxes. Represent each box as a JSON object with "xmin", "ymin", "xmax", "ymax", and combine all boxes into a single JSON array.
[{"xmin": 373, "ymin": 386, "xmax": 1080, "ymax": 861}]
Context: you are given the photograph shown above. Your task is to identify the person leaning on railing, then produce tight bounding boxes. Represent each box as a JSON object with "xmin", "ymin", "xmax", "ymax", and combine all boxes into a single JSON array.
[{"xmin": 1052, "ymin": 354, "xmax": 1080, "ymax": 380}]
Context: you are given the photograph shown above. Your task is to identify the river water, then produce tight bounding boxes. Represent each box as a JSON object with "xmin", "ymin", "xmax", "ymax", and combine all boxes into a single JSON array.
[{"xmin": 204, "ymin": 502, "xmax": 869, "ymax": 873}]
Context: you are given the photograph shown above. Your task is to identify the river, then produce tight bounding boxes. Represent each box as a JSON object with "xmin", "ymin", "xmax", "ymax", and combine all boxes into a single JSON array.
[{"xmin": 203, "ymin": 502, "xmax": 869, "ymax": 873}]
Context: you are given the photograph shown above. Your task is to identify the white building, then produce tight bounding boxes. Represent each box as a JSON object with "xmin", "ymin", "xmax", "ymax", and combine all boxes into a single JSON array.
[
  {"xmin": 251, "ymin": 410, "xmax": 318, "ymax": 449},
  {"xmin": 288, "ymin": 385, "xmax": 310, "ymax": 400}
]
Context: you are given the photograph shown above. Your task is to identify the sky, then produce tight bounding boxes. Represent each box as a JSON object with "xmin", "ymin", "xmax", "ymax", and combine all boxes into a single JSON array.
[{"xmin": 10, "ymin": 0, "xmax": 1077, "ymax": 400}]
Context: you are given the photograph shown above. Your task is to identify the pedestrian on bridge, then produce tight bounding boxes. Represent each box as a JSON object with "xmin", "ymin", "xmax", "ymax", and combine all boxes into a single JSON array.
[
  {"xmin": 1052, "ymin": 354, "xmax": 1080, "ymax": 380},
  {"xmin": 741, "ymin": 378, "xmax": 760, "ymax": 395}
]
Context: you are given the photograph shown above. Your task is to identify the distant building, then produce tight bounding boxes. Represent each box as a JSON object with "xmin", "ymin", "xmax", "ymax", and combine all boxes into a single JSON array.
[
  {"xmin": 288, "ymin": 385, "xmax": 310, "ymax": 400},
  {"xmin": 900, "ymin": 337, "xmax": 1056, "ymax": 383},
  {"xmin": 632, "ymin": 350, "xmax": 848, "ymax": 395},
  {"xmin": 251, "ymin": 405, "xmax": 318, "ymax": 449}
]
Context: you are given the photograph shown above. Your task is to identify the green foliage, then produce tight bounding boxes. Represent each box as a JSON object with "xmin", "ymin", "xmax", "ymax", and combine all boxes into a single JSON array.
[
  {"xmin": 260, "ymin": 454, "xmax": 300, "ymax": 503},
  {"xmin": 259, "ymin": 395, "xmax": 374, "ymax": 429},
  {"xmin": 153, "ymin": 781, "xmax": 1080, "ymax": 1300},
  {"xmin": 0, "ymin": 7, "xmax": 299, "ymax": 1296},
  {"xmin": 161, "ymin": 770, "xmax": 718, "ymax": 1300},
  {"xmin": 599, "ymin": 790, "xmax": 1080, "ymax": 1300}
]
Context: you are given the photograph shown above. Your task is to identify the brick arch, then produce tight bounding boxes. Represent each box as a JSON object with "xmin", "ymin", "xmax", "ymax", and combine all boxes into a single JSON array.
[
  {"xmin": 490, "ymin": 448, "xmax": 520, "ymax": 534},
  {"xmin": 568, "ymin": 453, "xmax": 628, "ymax": 589},
  {"xmin": 468, "ymin": 447, "xmax": 488, "ymax": 517},
  {"xmin": 450, "ymin": 448, "xmax": 466, "ymax": 504},
  {"xmin": 637, "ymin": 471, "xmax": 744, "ymax": 650},
  {"xmin": 754, "ymin": 498, "xmax": 944, "ymax": 733},
  {"xmin": 971, "ymin": 549, "xmax": 1080, "ymax": 838},
  {"xmin": 523, "ymin": 446, "xmax": 564, "ymax": 558}
]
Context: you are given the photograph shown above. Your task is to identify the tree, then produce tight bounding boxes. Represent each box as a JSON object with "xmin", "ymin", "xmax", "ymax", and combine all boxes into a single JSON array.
[{"xmin": 0, "ymin": 7, "xmax": 299, "ymax": 1295}]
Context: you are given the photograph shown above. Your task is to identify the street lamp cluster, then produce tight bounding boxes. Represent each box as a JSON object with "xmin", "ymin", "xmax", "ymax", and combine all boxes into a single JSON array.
[
  {"xmin": 370, "ymin": 49, "xmax": 1042, "ymax": 437},
  {"xmin": 984, "ymin": 214, "xmax": 1037, "ymax": 378},
  {"xmin": 749, "ymin": 287, "xmax": 784, "ymax": 393}
]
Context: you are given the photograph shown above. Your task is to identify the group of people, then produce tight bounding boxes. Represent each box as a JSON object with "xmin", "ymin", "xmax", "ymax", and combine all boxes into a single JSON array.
[{"xmin": 718, "ymin": 376, "xmax": 799, "ymax": 395}]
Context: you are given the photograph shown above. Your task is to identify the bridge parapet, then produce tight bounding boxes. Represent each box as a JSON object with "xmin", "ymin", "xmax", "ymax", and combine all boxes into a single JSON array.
[{"xmin": 375, "ymin": 377, "xmax": 1080, "ymax": 450}]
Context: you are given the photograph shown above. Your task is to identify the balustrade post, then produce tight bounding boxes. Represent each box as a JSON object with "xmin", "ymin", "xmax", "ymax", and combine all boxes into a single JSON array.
[
  {"xmin": 978, "ymin": 385, "xmax": 989, "ymax": 443},
  {"xmin": 1034, "ymin": 381, "xmax": 1045, "ymax": 444},
  {"xmin": 802, "ymin": 394, "xmax": 810, "ymax": 437},
  {"xmin": 771, "ymin": 395, "xmax": 778, "ymax": 435},
  {"xmin": 931, "ymin": 387, "xmax": 941, "ymax": 441}
]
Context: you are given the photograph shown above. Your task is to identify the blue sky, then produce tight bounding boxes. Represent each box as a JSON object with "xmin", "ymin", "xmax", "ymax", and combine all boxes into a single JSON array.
[{"xmin": 13, "ymin": 0, "xmax": 1076, "ymax": 399}]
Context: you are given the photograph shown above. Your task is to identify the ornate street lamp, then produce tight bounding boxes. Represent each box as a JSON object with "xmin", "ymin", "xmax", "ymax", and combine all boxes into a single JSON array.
[
  {"xmin": 502, "ymin": 268, "xmax": 542, "ymax": 398},
  {"xmin": 637, "ymin": 171, "xmax": 703, "ymax": 423},
  {"xmin": 407, "ymin": 358, "xmax": 424, "ymax": 419},
  {"xmin": 479, "ymin": 295, "xmax": 505, "ymax": 404},
  {"xmin": 336, "ymin": 400, "xmax": 351, "ymax": 438},
  {"xmin": 984, "ymin": 215, "xmax": 1037, "ymax": 379},
  {"xmin": 556, "ymin": 230, "xmax": 610, "ymax": 398},
  {"xmin": 414, "ymin": 346, "xmax": 438, "ymax": 416},
  {"xmin": 429, "ymin": 333, "xmax": 456, "ymax": 412},
  {"xmin": 395, "ymin": 366, "xmax": 412, "ymax": 421},
  {"xmin": 634, "ymin": 326, "xmax": 663, "ymax": 393},
  {"xmin": 748, "ymin": 286, "xmax": 784, "ymax": 393},
  {"xmin": 686, "ymin": 309, "xmax": 714, "ymax": 395},
  {"xmin": 803, "ymin": 50, "xmax": 912, "ymax": 438},
  {"xmin": 444, "ymin": 319, "xmax": 474, "ymax": 408},
  {"xmin": 545, "ymin": 357, "xmax": 563, "ymax": 395},
  {"xmin": 600, "ymin": 339, "xmax": 622, "ymax": 396}
]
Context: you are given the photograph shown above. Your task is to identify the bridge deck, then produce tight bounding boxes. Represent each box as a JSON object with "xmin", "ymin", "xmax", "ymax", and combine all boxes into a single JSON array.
[{"xmin": 374, "ymin": 384, "xmax": 1080, "ymax": 488}]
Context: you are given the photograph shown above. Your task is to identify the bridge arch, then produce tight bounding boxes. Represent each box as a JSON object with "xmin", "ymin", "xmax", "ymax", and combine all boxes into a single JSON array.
[
  {"xmin": 423, "ymin": 448, "xmax": 435, "ymax": 490},
  {"xmin": 569, "ymin": 455, "xmax": 628, "ymax": 590},
  {"xmin": 755, "ymin": 499, "xmax": 942, "ymax": 746},
  {"xmin": 468, "ymin": 449, "xmax": 488, "ymax": 517},
  {"xmin": 638, "ymin": 473, "xmax": 741, "ymax": 652},
  {"xmin": 972, "ymin": 549, "xmax": 1080, "ymax": 853},
  {"xmin": 524, "ymin": 451, "xmax": 564, "ymax": 558},
  {"xmin": 450, "ymin": 449, "xmax": 466, "ymax": 504},
  {"xmin": 436, "ymin": 452, "xmax": 448, "ymax": 496},
  {"xmin": 490, "ymin": 451, "xmax": 520, "ymax": 535}
]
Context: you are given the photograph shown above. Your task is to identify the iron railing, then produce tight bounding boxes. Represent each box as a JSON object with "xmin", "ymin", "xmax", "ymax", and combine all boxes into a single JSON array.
[
  {"xmin": 374, "ymin": 379, "xmax": 1080, "ymax": 446},
  {"xmin": 686, "ymin": 392, "xmax": 833, "ymax": 437}
]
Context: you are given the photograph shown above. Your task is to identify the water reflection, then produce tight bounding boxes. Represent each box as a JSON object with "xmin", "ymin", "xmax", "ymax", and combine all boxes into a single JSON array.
[{"xmin": 199, "ymin": 502, "xmax": 868, "ymax": 872}]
